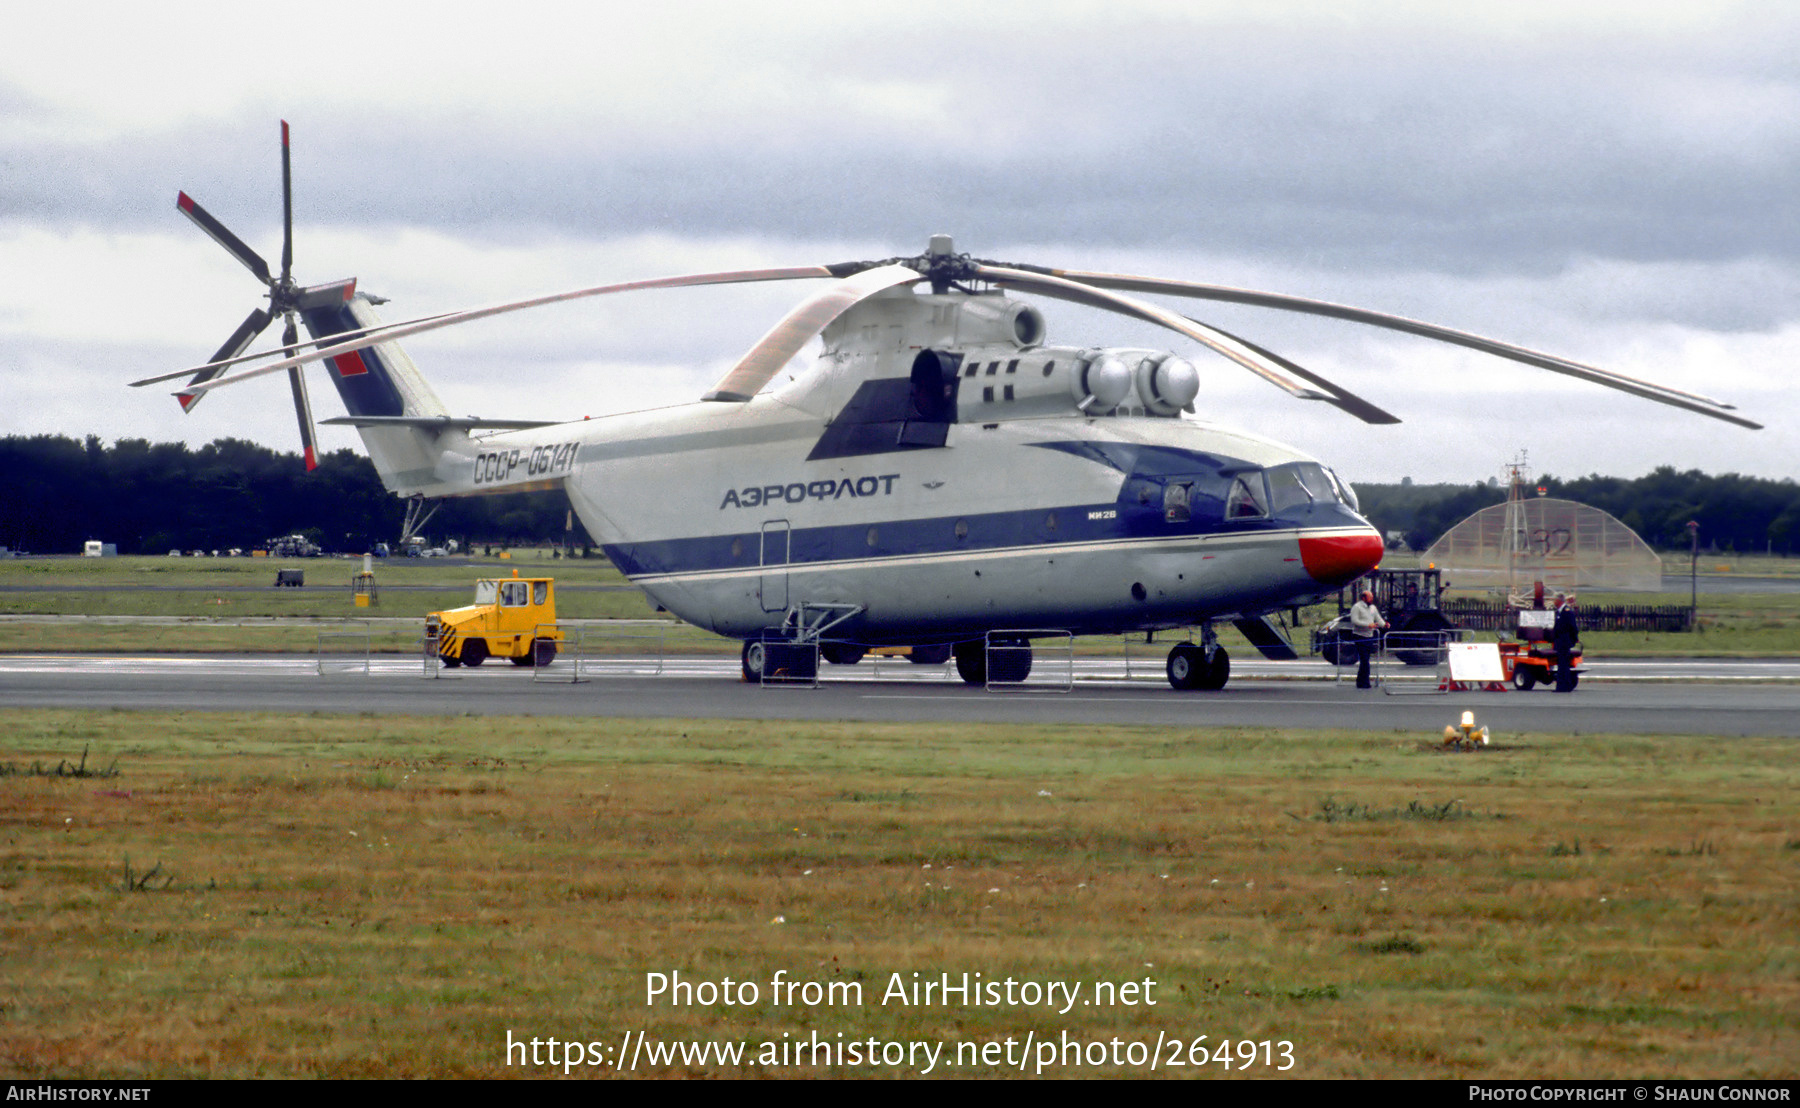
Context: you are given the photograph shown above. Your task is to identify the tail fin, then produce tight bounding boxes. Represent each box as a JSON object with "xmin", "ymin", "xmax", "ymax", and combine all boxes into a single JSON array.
[{"xmin": 301, "ymin": 294, "xmax": 460, "ymax": 496}]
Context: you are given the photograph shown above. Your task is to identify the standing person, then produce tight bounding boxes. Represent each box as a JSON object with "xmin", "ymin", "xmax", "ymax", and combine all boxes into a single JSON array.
[
  {"xmin": 1349, "ymin": 588, "xmax": 1388, "ymax": 689},
  {"xmin": 1552, "ymin": 593, "xmax": 1580, "ymax": 692}
]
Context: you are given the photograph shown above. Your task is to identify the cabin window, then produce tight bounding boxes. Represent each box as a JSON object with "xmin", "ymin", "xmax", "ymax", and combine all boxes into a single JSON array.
[
  {"xmin": 983, "ymin": 386, "xmax": 994, "ymax": 402},
  {"xmin": 501, "ymin": 581, "xmax": 529, "ymax": 606},
  {"xmin": 1163, "ymin": 482, "xmax": 1193, "ymax": 523},
  {"xmin": 1225, "ymin": 473, "xmax": 1269, "ymax": 519},
  {"xmin": 1003, "ymin": 384, "xmax": 1015, "ymax": 401},
  {"xmin": 474, "ymin": 580, "xmax": 497, "ymax": 605},
  {"xmin": 954, "ymin": 519, "xmax": 969, "ymax": 541},
  {"xmin": 533, "ymin": 581, "xmax": 548, "ymax": 605},
  {"xmin": 866, "ymin": 526, "xmax": 879, "ymax": 548}
]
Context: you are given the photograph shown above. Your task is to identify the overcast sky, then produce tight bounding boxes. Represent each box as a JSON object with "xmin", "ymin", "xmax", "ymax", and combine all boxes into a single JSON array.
[{"xmin": 1, "ymin": 0, "xmax": 1794, "ymax": 486}]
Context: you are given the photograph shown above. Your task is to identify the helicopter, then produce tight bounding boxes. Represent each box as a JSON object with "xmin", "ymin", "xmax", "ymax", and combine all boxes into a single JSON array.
[{"xmin": 136, "ymin": 124, "xmax": 1759, "ymax": 691}]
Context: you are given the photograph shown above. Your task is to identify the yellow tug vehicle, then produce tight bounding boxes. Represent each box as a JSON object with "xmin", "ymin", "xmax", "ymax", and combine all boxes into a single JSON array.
[{"xmin": 427, "ymin": 571, "xmax": 560, "ymax": 667}]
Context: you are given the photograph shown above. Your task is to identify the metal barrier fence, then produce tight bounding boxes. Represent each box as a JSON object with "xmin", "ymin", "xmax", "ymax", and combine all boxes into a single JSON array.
[
  {"xmin": 760, "ymin": 639, "xmax": 820, "ymax": 689},
  {"xmin": 533, "ymin": 620, "xmax": 683, "ymax": 683},
  {"xmin": 1379, "ymin": 630, "xmax": 1454, "ymax": 696},
  {"xmin": 985, "ymin": 630, "xmax": 1074, "ymax": 693},
  {"xmin": 316, "ymin": 626, "xmax": 372, "ymax": 676}
]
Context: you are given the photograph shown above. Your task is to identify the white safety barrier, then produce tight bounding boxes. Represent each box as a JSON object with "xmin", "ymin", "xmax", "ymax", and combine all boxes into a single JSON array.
[
  {"xmin": 316, "ymin": 626, "xmax": 372, "ymax": 676},
  {"xmin": 1379, "ymin": 630, "xmax": 1455, "ymax": 696}
]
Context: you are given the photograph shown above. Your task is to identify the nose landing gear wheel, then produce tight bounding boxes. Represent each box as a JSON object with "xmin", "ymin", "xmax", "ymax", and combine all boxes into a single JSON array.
[{"xmin": 1166, "ymin": 644, "xmax": 1229, "ymax": 691}]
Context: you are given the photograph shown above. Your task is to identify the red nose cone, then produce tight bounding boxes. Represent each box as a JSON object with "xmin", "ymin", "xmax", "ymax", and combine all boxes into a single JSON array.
[{"xmin": 1299, "ymin": 532, "xmax": 1384, "ymax": 586}]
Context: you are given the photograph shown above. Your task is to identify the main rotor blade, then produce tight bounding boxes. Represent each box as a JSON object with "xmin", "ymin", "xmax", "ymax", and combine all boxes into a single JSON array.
[
  {"xmin": 279, "ymin": 121, "xmax": 293, "ymax": 287},
  {"xmin": 177, "ymin": 307, "xmax": 274, "ymax": 413},
  {"xmin": 177, "ymin": 192, "xmax": 272, "ymax": 286},
  {"xmin": 1192, "ymin": 318, "xmax": 1402, "ymax": 425},
  {"xmin": 1046, "ymin": 269, "xmax": 1762, "ymax": 430},
  {"xmin": 973, "ymin": 265, "xmax": 1327, "ymax": 401},
  {"xmin": 160, "ymin": 265, "xmax": 839, "ymax": 398},
  {"xmin": 703, "ymin": 265, "xmax": 921, "ymax": 401}
]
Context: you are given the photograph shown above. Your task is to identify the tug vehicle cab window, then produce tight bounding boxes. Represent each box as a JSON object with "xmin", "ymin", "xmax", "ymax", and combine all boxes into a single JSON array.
[
  {"xmin": 533, "ymin": 581, "xmax": 548, "ymax": 605},
  {"xmin": 474, "ymin": 580, "xmax": 497, "ymax": 605},
  {"xmin": 500, "ymin": 581, "xmax": 529, "ymax": 607}
]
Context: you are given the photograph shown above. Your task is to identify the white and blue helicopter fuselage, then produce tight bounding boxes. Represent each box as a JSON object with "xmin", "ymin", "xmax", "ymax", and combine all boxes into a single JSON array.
[{"xmin": 305, "ymin": 283, "xmax": 1384, "ymax": 681}]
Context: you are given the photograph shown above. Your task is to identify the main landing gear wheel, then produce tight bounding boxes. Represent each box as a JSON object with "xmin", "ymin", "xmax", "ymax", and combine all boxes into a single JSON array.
[
  {"xmin": 820, "ymin": 642, "xmax": 867, "ymax": 666},
  {"xmin": 1166, "ymin": 644, "xmax": 1229, "ymax": 691},
  {"xmin": 954, "ymin": 639, "xmax": 1033, "ymax": 684},
  {"xmin": 908, "ymin": 644, "xmax": 951, "ymax": 666},
  {"xmin": 459, "ymin": 638, "xmax": 488, "ymax": 667}
]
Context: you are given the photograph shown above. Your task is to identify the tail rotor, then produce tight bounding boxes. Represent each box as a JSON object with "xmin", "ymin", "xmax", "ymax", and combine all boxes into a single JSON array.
[{"xmin": 174, "ymin": 120, "xmax": 354, "ymax": 469}]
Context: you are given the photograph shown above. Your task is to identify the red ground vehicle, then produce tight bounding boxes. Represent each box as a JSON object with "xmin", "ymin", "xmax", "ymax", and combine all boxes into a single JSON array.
[{"xmin": 1499, "ymin": 607, "xmax": 1581, "ymax": 690}]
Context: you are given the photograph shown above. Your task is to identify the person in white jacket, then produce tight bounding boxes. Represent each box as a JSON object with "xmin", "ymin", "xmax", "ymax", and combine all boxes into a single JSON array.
[{"xmin": 1349, "ymin": 589, "xmax": 1389, "ymax": 689}]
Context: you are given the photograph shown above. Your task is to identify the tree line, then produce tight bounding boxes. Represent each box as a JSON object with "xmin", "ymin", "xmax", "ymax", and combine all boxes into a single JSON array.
[
  {"xmin": 1356, "ymin": 469, "xmax": 1800, "ymax": 554},
  {"xmin": 0, "ymin": 435, "xmax": 588, "ymax": 555},
  {"xmin": 2, "ymin": 435, "xmax": 1794, "ymax": 557}
]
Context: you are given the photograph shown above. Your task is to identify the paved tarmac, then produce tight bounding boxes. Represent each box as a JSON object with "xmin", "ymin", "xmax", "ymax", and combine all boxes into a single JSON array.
[{"xmin": 3, "ymin": 653, "xmax": 1797, "ymax": 736}]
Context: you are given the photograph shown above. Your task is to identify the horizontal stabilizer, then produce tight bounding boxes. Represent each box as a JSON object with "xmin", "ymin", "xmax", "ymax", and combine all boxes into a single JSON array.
[{"xmin": 1232, "ymin": 615, "xmax": 1300, "ymax": 661}]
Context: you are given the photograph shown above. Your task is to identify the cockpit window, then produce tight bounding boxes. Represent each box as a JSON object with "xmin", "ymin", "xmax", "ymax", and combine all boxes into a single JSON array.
[
  {"xmin": 1225, "ymin": 472, "xmax": 1269, "ymax": 519},
  {"xmin": 1326, "ymin": 467, "xmax": 1359, "ymax": 512},
  {"xmin": 1267, "ymin": 462, "xmax": 1341, "ymax": 513}
]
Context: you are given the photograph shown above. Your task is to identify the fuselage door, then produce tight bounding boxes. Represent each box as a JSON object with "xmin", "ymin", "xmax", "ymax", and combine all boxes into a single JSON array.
[{"xmin": 760, "ymin": 520, "xmax": 791, "ymax": 612}]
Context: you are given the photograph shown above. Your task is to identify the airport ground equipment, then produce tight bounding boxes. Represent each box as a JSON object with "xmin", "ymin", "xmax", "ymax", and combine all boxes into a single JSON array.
[
  {"xmin": 1498, "ymin": 607, "xmax": 1581, "ymax": 691},
  {"xmin": 428, "ymin": 571, "xmax": 562, "ymax": 668},
  {"xmin": 1315, "ymin": 567, "xmax": 1458, "ymax": 667}
]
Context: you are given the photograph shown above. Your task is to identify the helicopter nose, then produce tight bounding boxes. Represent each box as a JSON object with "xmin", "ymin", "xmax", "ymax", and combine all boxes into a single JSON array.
[{"xmin": 1298, "ymin": 531, "xmax": 1384, "ymax": 586}]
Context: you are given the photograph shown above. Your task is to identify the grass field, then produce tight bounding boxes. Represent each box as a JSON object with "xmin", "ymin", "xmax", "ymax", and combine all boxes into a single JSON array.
[{"xmin": 3, "ymin": 710, "xmax": 1795, "ymax": 1078}]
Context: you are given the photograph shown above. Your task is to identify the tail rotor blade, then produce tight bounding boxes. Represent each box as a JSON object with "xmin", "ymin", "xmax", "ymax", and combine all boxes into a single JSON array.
[
  {"xmin": 289, "ymin": 367, "xmax": 319, "ymax": 471},
  {"xmin": 179, "ymin": 307, "xmax": 274, "ymax": 412},
  {"xmin": 279, "ymin": 121, "xmax": 293, "ymax": 287},
  {"xmin": 281, "ymin": 315, "xmax": 318, "ymax": 471},
  {"xmin": 176, "ymin": 192, "xmax": 272, "ymax": 286}
]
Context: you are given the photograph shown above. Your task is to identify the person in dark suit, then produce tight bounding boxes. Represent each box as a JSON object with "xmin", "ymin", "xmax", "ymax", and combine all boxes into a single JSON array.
[{"xmin": 1552, "ymin": 594, "xmax": 1580, "ymax": 692}]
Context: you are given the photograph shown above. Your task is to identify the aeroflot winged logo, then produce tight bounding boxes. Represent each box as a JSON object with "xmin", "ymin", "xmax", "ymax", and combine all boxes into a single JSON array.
[{"xmin": 721, "ymin": 474, "xmax": 900, "ymax": 510}]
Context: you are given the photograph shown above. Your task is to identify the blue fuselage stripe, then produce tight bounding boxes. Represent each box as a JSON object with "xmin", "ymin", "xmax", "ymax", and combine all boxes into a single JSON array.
[{"xmin": 602, "ymin": 501, "xmax": 1366, "ymax": 580}]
